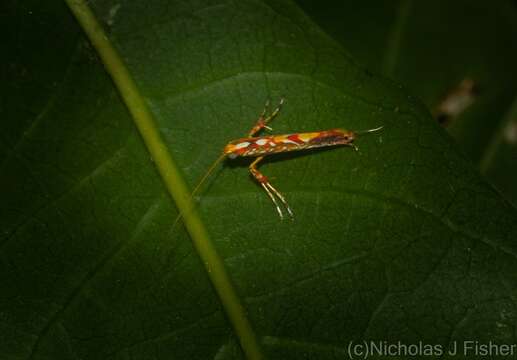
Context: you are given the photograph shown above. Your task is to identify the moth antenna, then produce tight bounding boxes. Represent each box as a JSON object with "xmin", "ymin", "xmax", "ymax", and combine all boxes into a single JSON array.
[
  {"xmin": 355, "ymin": 125, "xmax": 383, "ymax": 135},
  {"xmin": 173, "ymin": 152, "xmax": 227, "ymax": 226},
  {"xmin": 190, "ymin": 152, "xmax": 227, "ymax": 199}
]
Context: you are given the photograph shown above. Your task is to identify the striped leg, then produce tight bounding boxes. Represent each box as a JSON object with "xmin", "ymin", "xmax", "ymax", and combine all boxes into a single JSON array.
[
  {"xmin": 248, "ymin": 98, "xmax": 285, "ymax": 137},
  {"xmin": 249, "ymin": 156, "xmax": 294, "ymax": 219}
]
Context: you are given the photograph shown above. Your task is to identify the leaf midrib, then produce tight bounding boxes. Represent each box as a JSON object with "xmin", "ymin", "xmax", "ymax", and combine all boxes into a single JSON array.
[{"xmin": 64, "ymin": 1, "xmax": 264, "ymax": 359}]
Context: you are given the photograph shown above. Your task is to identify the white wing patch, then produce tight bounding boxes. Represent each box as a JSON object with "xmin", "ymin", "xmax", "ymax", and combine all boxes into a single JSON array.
[
  {"xmin": 234, "ymin": 141, "xmax": 251, "ymax": 149},
  {"xmin": 255, "ymin": 139, "xmax": 269, "ymax": 146},
  {"xmin": 281, "ymin": 139, "xmax": 299, "ymax": 145}
]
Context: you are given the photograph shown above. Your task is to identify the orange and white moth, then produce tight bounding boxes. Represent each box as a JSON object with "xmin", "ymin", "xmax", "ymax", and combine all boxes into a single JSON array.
[{"xmin": 189, "ymin": 99, "xmax": 382, "ymax": 220}]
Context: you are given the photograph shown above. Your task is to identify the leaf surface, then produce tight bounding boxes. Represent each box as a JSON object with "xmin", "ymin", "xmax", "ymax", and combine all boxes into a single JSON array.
[
  {"xmin": 2, "ymin": 0, "xmax": 517, "ymax": 359},
  {"xmin": 295, "ymin": 0, "xmax": 517, "ymax": 206}
]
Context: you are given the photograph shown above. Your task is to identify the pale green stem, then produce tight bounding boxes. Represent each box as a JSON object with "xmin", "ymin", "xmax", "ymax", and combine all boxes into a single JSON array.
[
  {"xmin": 64, "ymin": 1, "xmax": 263, "ymax": 358},
  {"xmin": 479, "ymin": 97, "xmax": 517, "ymax": 174}
]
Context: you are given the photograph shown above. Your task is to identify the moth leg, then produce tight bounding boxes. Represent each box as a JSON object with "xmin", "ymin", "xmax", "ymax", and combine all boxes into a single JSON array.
[
  {"xmin": 261, "ymin": 183, "xmax": 284, "ymax": 219},
  {"xmin": 263, "ymin": 97, "xmax": 284, "ymax": 127},
  {"xmin": 265, "ymin": 182, "xmax": 294, "ymax": 219},
  {"xmin": 260, "ymin": 99, "xmax": 270, "ymax": 119},
  {"xmin": 249, "ymin": 156, "xmax": 293, "ymax": 219},
  {"xmin": 248, "ymin": 98, "xmax": 285, "ymax": 137}
]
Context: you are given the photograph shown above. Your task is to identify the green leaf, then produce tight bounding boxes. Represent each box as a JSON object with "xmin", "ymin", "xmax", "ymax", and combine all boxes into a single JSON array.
[
  {"xmin": 295, "ymin": 0, "xmax": 517, "ymax": 206},
  {"xmin": 2, "ymin": 1, "xmax": 517, "ymax": 359}
]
